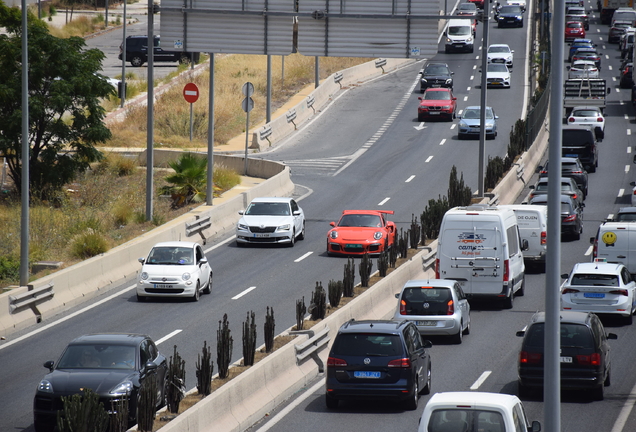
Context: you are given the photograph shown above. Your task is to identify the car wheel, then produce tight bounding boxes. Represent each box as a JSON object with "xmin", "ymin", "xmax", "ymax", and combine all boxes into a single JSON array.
[
  {"xmin": 625, "ymin": 312, "xmax": 633, "ymax": 325},
  {"xmin": 452, "ymin": 326, "xmax": 463, "ymax": 344},
  {"xmin": 137, "ymin": 293, "xmax": 146, "ymax": 302},
  {"xmin": 203, "ymin": 271, "xmax": 213, "ymax": 294},
  {"xmin": 605, "ymin": 367, "xmax": 611, "ymax": 386},
  {"xmin": 298, "ymin": 221, "xmax": 306, "ymax": 240},
  {"xmin": 463, "ymin": 314, "xmax": 471, "ymax": 335},
  {"xmin": 503, "ymin": 290, "xmax": 514, "ymax": 309},
  {"xmin": 131, "ymin": 56, "xmax": 144, "ymax": 67},
  {"xmin": 325, "ymin": 394, "xmax": 339, "ymax": 409},
  {"xmin": 405, "ymin": 379, "xmax": 419, "ymax": 410},
  {"xmin": 592, "ymin": 384, "xmax": 604, "ymax": 401},
  {"xmin": 192, "ymin": 281, "xmax": 200, "ymax": 302},
  {"xmin": 420, "ymin": 364, "xmax": 432, "ymax": 395},
  {"xmin": 418, "ymin": 113, "xmax": 424, "ymax": 122},
  {"xmin": 517, "ymin": 276, "xmax": 525, "ymax": 296},
  {"xmin": 288, "ymin": 230, "xmax": 296, "ymax": 247}
]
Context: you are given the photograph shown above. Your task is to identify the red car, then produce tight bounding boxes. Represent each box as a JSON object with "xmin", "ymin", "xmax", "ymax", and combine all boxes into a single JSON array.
[
  {"xmin": 327, "ymin": 210, "xmax": 396, "ymax": 256},
  {"xmin": 418, "ymin": 88, "xmax": 458, "ymax": 122},
  {"xmin": 467, "ymin": 0, "xmax": 485, "ymax": 9},
  {"xmin": 565, "ymin": 21, "xmax": 586, "ymax": 42}
]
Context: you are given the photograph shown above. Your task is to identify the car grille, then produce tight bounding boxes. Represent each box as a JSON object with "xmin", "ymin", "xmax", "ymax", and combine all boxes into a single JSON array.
[
  {"xmin": 248, "ymin": 226, "xmax": 277, "ymax": 233},
  {"xmin": 487, "ymin": 78, "xmax": 504, "ymax": 83},
  {"xmin": 426, "ymin": 78, "xmax": 448, "ymax": 86},
  {"xmin": 244, "ymin": 236, "xmax": 285, "ymax": 243},
  {"xmin": 491, "ymin": 58, "xmax": 505, "ymax": 63},
  {"xmin": 147, "ymin": 276, "xmax": 180, "ymax": 283},
  {"xmin": 427, "ymin": 106, "xmax": 445, "ymax": 111}
]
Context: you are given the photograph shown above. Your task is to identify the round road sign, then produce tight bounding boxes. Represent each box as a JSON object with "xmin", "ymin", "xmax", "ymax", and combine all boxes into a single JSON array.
[{"xmin": 183, "ymin": 83, "xmax": 199, "ymax": 103}]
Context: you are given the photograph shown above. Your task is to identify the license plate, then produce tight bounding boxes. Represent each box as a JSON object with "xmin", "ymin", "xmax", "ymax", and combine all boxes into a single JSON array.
[
  {"xmin": 560, "ymin": 357, "xmax": 573, "ymax": 363},
  {"xmin": 153, "ymin": 284, "xmax": 174, "ymax": 289},
  {"xmin": 429, "ymin": 111, "xmax": 441, "ymax": 115},
  {"xmin": 417, "ymin": 321, "xmax": 438, "ymax": 326},
  {"xmin": 354, "ymin": 371, "xmax": 381, "ymax": 379},
  {"xmin": 253, "ymin": 233, "xmax": 270, "ymax": 238},
  {"xmin": 564, "ymin": 153, "xmax": 578, "ymax": 157},
  {"xmin": 584, "ymin": 292, "xmax": 605, "ymax": 298},
  {"xmin": 346, "ymin": 244, "xmax": 363, "ymax": 249}
]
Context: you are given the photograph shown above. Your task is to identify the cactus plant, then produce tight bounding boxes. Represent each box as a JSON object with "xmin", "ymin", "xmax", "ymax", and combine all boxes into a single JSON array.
[
  {"xmin": 309, "ymin": 281, "xmax": 327, "ymax": 320},
  {"xmin": 57, "ymin": 388, "xmax": 109, "ymax": 432},
  {"xmin": 137, "ymin": 372, "xmax": 158, "ymax": 432},
  {"xmin": 389, "ymin": 241, "xmax": 398, "ymax": 268},
  {"xmin": 359, "ymin": 253, "xmax": 373, "ymax": 287},
  {"xmin": 264, "ymin": 306, "xmax": 275, "ymax": 353},
  {"xmin": 296, "ymin": 297, "xmax": 306, "ymax": 330},
  {"xmin": 166, "ymin": 345, "xmax": 186, "ymax": 414},
  {"xmin": 195, "ymin": 341, "xmax": 214, "ymax": 396},
  {"xmin": 327, "ymin": 279, "xmax": 344, "ymax": 308},
  {"xmin": 343, "ymin": 258, "xmax": 355, "ymax": 297},
  {"xmin": 217, "ymin": 313, "xmax": 233, "ymax": 379},
  {"xmin": 242, "ymin": 311, "xmax": 257, "ymax": 366},
  {"xmin": 409, "ymin": 214, "xmax": 421, "ymax": 249},
  {"xmin": 108, "ymin": 396, "xmax": 129, "ymax": 432},
  {"xmin": 378, "ymin": 249, "xmax": 389, "ymax": 277}
]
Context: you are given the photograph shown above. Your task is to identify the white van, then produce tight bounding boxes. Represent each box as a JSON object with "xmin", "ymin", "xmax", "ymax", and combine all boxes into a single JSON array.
[
  {"xmin": 591, "ymin": 221, "xmax": 636, "ymax": 275},
  {"xmin": 498, "ymin": 204, "xmax": 548, "ymax": 271},
  {"xmin": 436, "ymin": 205, "xmax": 527, "ymax": 308},
  {"xmin": 445, "ymin": 19, "xmax": 475, "ymax": 54},
  {"xmin": 612, "ymin": 8, "xmax": 636, "ymax": 26}
]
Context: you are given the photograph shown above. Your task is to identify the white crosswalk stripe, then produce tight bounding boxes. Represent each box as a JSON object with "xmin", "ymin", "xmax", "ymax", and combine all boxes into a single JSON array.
[{"xmin": 282, "ymin": 156, "xmax": 351, "ymax": 175}]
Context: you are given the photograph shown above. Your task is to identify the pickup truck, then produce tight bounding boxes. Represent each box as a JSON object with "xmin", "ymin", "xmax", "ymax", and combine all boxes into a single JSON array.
[{"xmin": 563, "ymin": 79, "xmax": 610, "ymax": 116}]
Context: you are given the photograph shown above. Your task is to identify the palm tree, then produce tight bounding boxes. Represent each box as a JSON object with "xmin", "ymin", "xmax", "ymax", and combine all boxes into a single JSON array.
[{"xmin": 160, "ymin": 153, "xmax": 207, "ymax": 208}]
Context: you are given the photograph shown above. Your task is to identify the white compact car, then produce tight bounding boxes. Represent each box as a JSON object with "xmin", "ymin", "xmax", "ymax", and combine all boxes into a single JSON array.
[
  {"xmin": 567, "ymin": 60, "xmax": 599, "ymax": 79},
  {"xmin": 236, "ymin": 197, "xmax": 305, "ymax": 247},
  {"xmin": 566, "ymin": 106, "xmax": 605, "ymax": 139},
  {"xmin": 561, "ymin": 261, "xmax": 636, "ymax": 324},
  {"xmin": 393, "ymin": 279, "xmax": 471, "ymax": 344},
  {"xmin": 137, "ymin": 241, "xmax": 212, "ymax": 302},
  {"xmin": 418, "ymin": 392, "xmax": 541, "ymax": 432},
  {"xmin": 487, "ymin": 43, "xmax": 514, "ymax": 68},
  {"xmin": 485, "ymin": 63, "xmax": 511, "ymax": 88}
]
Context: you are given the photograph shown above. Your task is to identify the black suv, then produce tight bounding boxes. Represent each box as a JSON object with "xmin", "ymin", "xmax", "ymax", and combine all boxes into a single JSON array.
[
  {"xmin": 562, "ymin": 126, "xmax": 599, "ymax": 173},
  {"xmin": 118, "ymin": 35, "xmax": 199, "ymax": 67},
  {"xmin": 516, "ymin": 311, "xmax": 617, "ymax": 400},
  {"xmin": 420, "ymin": 63, "xmax": 454, "ymax": 92},
  {"xmin": 325, "ymin": 319, "xmax": 432, "ymax": 410}
]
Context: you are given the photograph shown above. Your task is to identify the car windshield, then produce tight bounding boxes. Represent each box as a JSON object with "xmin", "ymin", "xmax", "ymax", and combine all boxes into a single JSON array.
[
  {"xmin": 337, "ymin": 214, "xmax": 382, "ymax": 227},
  {"xmin": 448, "ymin": 26, "xmax": 471, "ymax": 36},
  {"xmin": 459, "ymin": 3, "xmax": 476, "ymax": 10},
  {"xmin": 427, "ymin": 409, "xmax": 506, "ymax": 432},
  {"xmin": 562, "ymin": 162, "xmax": 584, "ymax": 173},
  {"xmin": 561, "ymin": 202, "xmax": 574, "ymax": 212},
  {"xmin": 245, "ymin": 202, "xmax": 290, "ymax": 216},
  {"xmin": 570, "ymin": 273, "xmax": 620, "ymax": 286},
  {"xmin": 567, "ymin": 22, "xmax": 583, "ymax": 28},
  {"xmin": 401, "ymin": 287, "xmax": 452, "ymax": 316},
  {"xmin": 535, "ymin": 183, "xmax": 574, "ymax": 193},
  {"xmin": 330, "ymin": 333, "xmax": 402, "ymax": 356},
  {"xmin": 425, "ymin": 65, "xmax": 450, "ymax": 75},
  {"xmin": 489, "ymin": 46, "xmax": 510, "ymax": 53},
  {"xmin": 463, "ymin": 108, "xmax": 493, "ymax": 119},
  {"xmin": 501, "ymin": 5, "xmax": 522, "ymax": 12},
  {"xmin": 147, "ymin": 246, "xmax": 194, "ymax": 265},
  {"xmin": 525, "ymin": 323, "xmax": 594, "ymax": 348},
  {"xmin": 615, "ymin": 212, "xmax": 636, "ymax": 221},
  {"xmin": 57, "ymin": 344, "xmax": 136, "ymax": 370},
  {"xmin": 424, "ymin": 91, "xmax": 451, "ymax": 100},
  {"xmin": 488, "ymin": 64, "xmax": 509, "ymax": 73}
]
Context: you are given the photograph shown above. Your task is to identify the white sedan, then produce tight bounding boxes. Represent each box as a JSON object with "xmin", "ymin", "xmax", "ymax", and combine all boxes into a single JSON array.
[
  {"xmin": 566, "ymin": 105, "xmax": 605, "ymax": 139},
  {"xmin": 561, "ymin": 261, "xmax": 636, "ymax": 324},
  {"xmin": 567, "ymin": 60, "xmax": 599, "ymax": 79},
  {"xmin": 236, "ymin": 197, "xmax": 306, "ymax": 247},
  {"xmin": 137, "ymin": 241, "xmax": 212, "ymax": 302},
  {"xmin": 487, "ymin": 43, "xmax": 514, "ymax": 68},
  {"xmin": 485, "ymin": 63, "xmax": 511, "ymax": 88}
]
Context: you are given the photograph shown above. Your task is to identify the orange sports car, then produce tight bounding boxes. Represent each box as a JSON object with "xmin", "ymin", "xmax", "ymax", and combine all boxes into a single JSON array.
[{"xmin": 326, "ymin": 210, "xmax": 396, "ymax": 256}]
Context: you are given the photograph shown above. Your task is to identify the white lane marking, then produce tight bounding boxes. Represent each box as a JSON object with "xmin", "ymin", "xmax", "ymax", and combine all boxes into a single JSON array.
[
  {"xmin": 603, "ymin": 45, "xmax": 607, "ymax": 49},
  {"xmin": 440, "ymin": 138, "xmax": 447, "ymax": 146},
  {"xmin": 467, "ymin": 86, "xmax": 472, "ymax": 91},
  {"xmin": 254, "ymin": 380, "xmax": 324, "ymax": 432},
  {"xmin": 613, "ymin": 77, "xmax": 617, "ymax": 82},
  {"xmin": 470, "ymin": 75, "xmax": 474, "ymax": 80},
  {"xmin": 464, "ymin": 96, "xmax": 468, "ymax": 101},
  {"xmin": 608, "ymin": 213, "xmax": 615, "ymax": 220},
  {"xmin": 619, "ymin": 188, "xmax": 626, "ymax": 197},
  {"xmin": 606, "ymin": 54, "xmax": 610, "ymax": 59},
  {"xmin": 628, "ymin": 129, "xmax": 632, "ymax": 135},
  {"xmin": 425, "ymin": 156, "xmax": 434, "ymax": 163},
  {"xmin": 476, "ymin": 55, "xmax": 480, "ymax": 60},
  {"xmin": 609, "ymin": 65, "xmax": 613, "ymax": 71},
  {"xmin": 617, "ymin": 88, "xmax": 621, "ymax": 93},
  {"xmin": 405, "ymin": 175, "xmax": 416, "ymax": 183},
  {"xmin": 626, "ymin": 114, "xmax": 630, "ymax": 120},
  {"xmin": 627, "ymin": 166, "xmax": 631, "ymax": 174},
  {"xmin": 597, "ymin": 29, "xmax": 601, "ymax": 32},
  {"xmin": 294, "ymin": 252, "xmax": 313, "ymax": 263},
  {"xmin": 451, "ymin": 124, "xmax": 457, "ymax": 129},
  {"xmin": 232, "ymin": 286, "xmax": 256, "ymax": 300},
  {"xmin": 473, "ymin": 65, "xmax": 477, "ymax": 70},
  {"xmin": 378, "ymin": 197, "xmax": 391, "ymax": 206},
  {"xmin": 621, "ymin": 100, "xmax": 625, "ymax": 105},
  {"xmin": 458, "ymin": 109, "xmax": 463, "ymax": 115},
  {"xmin": 156, "ymin": 330, "xmax": 182, "ymax": 345},
  {"xmin": 470, "ymin": 371, "xmax": 492, "ymax": 390},
  {"xmin": 584, "ymin": 245, "xmax": 594, "ymax": 256},
  {"xmin": 629, "ymin": 147, "xmax": 633, "ymax": 154},
  {"xmin": 610, "ymin": 380, "xmax": 636, "ymax": 432},
  {"xmin": 0, "ymin": 283, "xmax": 137, "ymax": 351}
]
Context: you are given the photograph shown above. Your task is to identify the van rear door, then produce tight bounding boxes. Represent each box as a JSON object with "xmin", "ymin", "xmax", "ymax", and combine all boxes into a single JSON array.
[{"xmin": 595, "ymin": 224, "xmax": 635, "ymax": 272}]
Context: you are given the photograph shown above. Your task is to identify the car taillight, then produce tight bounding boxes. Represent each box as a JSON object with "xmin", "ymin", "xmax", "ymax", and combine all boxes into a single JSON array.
[
  {"xmin": 540, "ymin": 170, "xmax": 548, "ymax": 175},
  {"xmin": 503, "ymin": 259, "xmax": 509, "ymax": 282},
  {"xmin": 563, "ymin": 214, "xmax": 578, "ymax": 222},
  {"xmin": 435, "ymin": 258, "xmax": 440, "ymax": 278},
  {"xmin": 562, "ymin": 288, "xmax": 580, "ymax": 294},
  {"xmin": 571, "ymin": 193, "xmax": 578, "ymax": 200},
  {"xmin": 400, "ymin": 299, "xmax": 407, "ymax": 315},
  {"xmin": 541, "ymin": 231, "xmax": 547, "ymax": 245},
  {"xmin": 447, "ymin": 299, "xmax": 455, "ymax": 315},
  {"xmin": 388, "ymin": 358, "xmax": 412, "ymax": 368},
  {"xmin": 597, "ymin": 117, "xmax": 603, "ymax": 122},
  {"xmin": 571, "ymin": 170, "xmax": 583, "ymax": 174},
  {"xmin": 577, "ymin": 353, "xmax": 601, "ymax": 365},
  {"xmin": 569, "ymin": 117, "xmax": 575, "ymax": 122},
  {"xmin": 327, "ymin": 357, "xmax": 347, "ymax": 367},
  {"xmin": 609, "ymin": 289, "xmax": 629, "ymax": 296},
  {"xmin": 519, "ymin": 351, "xmax": 542, "ymax": 364}
]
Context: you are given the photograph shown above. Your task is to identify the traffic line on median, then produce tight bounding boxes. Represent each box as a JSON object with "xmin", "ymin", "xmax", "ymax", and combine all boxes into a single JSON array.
[
  {"xmin": 294, "ymin": 252, "xmax": 313, "ymax": 263},
  {"xmin": 470, "ymin": 371, "xmax": 492, "ymax": 390},
  {"xmin": 232, "ymin": 286, "xmax": 257, "ymax": 300},
  {"xmin": 378, "ymin": 197, "xmax": 391, "ymax": 206}
]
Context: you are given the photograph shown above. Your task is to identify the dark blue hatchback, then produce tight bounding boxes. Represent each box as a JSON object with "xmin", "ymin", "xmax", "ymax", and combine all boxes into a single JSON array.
[{"xmin": 325, "ymin": 320, "xmax": 432, "ymax": 410}]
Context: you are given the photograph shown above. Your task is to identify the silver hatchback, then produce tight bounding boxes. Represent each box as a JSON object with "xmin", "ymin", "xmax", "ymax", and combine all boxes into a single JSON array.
[{"xmin": 393, "ymin": 279, "xmax": 471, "ymax": 344}]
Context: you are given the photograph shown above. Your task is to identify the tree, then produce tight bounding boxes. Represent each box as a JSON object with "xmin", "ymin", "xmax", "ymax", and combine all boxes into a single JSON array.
[
  {"xmin": 0, "ymin": 2, "xmax": 113, "ymax": 200},
  {"xmin": 159, "ymin": 153, "xmax": 208, "ymax": 208}
]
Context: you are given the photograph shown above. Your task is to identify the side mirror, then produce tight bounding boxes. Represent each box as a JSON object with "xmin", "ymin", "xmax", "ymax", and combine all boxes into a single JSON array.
[
  {"xmin": 452, "ymin": 97, "xmax": 457, "ymax": 100},
  {"xmin": 422, "ymin": 340, "xmax": 433, "ymax": 349},
  {"xmin": 395, "ymin": 293, "xmax": 400, "ymax": 298},
  {"xmin": 607, "ymin": 333, "xmax": 618, "ymax": 340},
  {"xmin": 561, "ymin": 273, "xmax": 569, "ymax": 279},
  {"xmin": 330, "ymin": 221, "xmax": 336, "ymax": 227},
  {"xmin": 418, "ymin": 97, "xmax": 423, "ymax": 101},
  {"xmin": 238, "ymin": 210, "xmax": 245, "ymax": 215},
  {"xmin": 44, "ymin": 360, "xmax": 55, "ymax": 371},
  {"xmin": 495, "ymin": 115, "xmax": 499, "ymax": 119},
  {"xmin": 199, "ymin": 257, "xmax": 208, "ymax": 265},
  {"xmin": 590, "ymin": 236, "xmax": 596, "ymax": 244},
  {"xmin": 515, "ymin": 330, "xmax": 525, "ymax": 337},
  {"xmin": 138, "ymin": 257, "xmax": 145, "ymax": 264},
  {"xmin": 531, "ymin": 421, "xmax": 542, "ymax": 432},
  {"xmin": 529, "ymin": 185, "xmax": 535, "ymax": 190}
]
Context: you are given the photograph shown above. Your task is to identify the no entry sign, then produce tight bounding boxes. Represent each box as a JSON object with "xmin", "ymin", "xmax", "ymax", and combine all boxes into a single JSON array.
[{"xmin": 183, "ymin": 83, "xmax": 199, "ymax": 103}]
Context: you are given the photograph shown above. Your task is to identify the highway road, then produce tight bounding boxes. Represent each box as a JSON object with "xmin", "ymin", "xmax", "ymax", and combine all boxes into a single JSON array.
[{"xmin": 3, "ymin": 1, "xmax": 636, "ymax": 432}]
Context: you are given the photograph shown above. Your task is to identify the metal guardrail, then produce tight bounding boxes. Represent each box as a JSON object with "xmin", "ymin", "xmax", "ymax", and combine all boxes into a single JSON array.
[
  {"xmin": 375, "ymin": 58, "xmax": 387, "ymax": 72},
  {"xmin": 286, "ymin": 109, "xmax": 298, "ymax": 129},
  {"xmin": 515, "ymin": 162, "xmax": 526, "ymax": 185},
  {"xmin": 307, "ymin": 95, "xmax": 316, "ymax": 113},
  {"xmin": 185, "ymin": 216, "xmax": 211, "ymax": 244},
  {"xmin": 334, "ymin": 72, "xmax": 344, "ymax": 88},
  {"xmin": 290, "ymin": 326, "xmax": 330, "ymax": 372},
  {"xmin": 421, "ymin": 248, "xmax": 436, "ymax": 272},
  {"xmin": 259, "ymin": 125, "xmax": 273, "ymax": 145},
  {"xmin": 9, "ymin": 282, "xmax": 54, "ymax": 317}
]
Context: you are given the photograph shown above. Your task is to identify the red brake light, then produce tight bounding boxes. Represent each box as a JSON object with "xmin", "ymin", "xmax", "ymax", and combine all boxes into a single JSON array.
[
  {"xmin": 609, "ymin": 289, "xmax": 629, "ymax": 296},
  {"xmin": 562, "ymin": 288, "xmax": 580, "ymax": 294},
  {"xmin": 569, "ymin": 117, "xmax": 575, "ymax": 122},
  {"xmin": 388, "ymin": 358, "xmax": 412, "ymax": 368},
  {"xmin": 597, "ymin": 117, "xmax": 603, "ymax": 122},
  {"xmin": 541, "ymin": 231, "xmax": 547, "ymax": 245},
  {"xmin": 435, "ymin": 258, "xmax": 440, "ymax": 278},
  {"xmin": 520, "ymin": 351, "xmax": 542, "ymax": 364},
  {"xmin": 400, "ymin": 299, "xmax": 407, "ymax": 315},
  {"xmin": 503, "ymin": 259, "xmax": 510, "ymax": 282},
  {"xmin": 447, "ymin": 299, "xmax": 455, "ymax": 315},
  {"xmin": 563, "ymin": 214, "xmax": 578, "ymax": 222},
  {"xmin": 577, "ymin": 353, "xmax": 601, "ymax": 366},
  {"xmin": 327, "ymin": 357, "xmax": 347, "ymax": 367}
]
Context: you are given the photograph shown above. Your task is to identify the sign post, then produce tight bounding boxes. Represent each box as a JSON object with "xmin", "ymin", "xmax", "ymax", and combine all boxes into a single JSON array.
[
  {"xmin": 183, "ymin": 83, "xmax": 199, "ymax": 141},
  {"xmin": 242, "ymin": 82, "xmax": 255, "ymax": 175}
]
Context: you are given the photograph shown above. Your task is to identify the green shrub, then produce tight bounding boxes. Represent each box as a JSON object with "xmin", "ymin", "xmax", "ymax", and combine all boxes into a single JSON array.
[
  {"xmin": 0, "ymin": 255, "xmax": 20, "ymax": 282},
  {"xmin": 70, "ymin": 229, "xmax": 110, "ymax": 259},
  {"xmin": 113, "ymin": 202, "xmax": 133, "ymax": 226}
]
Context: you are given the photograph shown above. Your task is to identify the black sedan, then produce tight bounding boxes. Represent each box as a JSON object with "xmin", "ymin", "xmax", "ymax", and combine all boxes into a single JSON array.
[
  {"xmin": 571, "ymin": 47, "xmax": 602, "ymax": 68},
  {"xmin": 33, "ymin": 333, "xmax": 168, "ymax": 432},
  {"xmin": 538, "ymin": 157, "xmax": 589, "ymax": 198},
  {"xmin": 419, "ymin": 62, "xmax": 454, "ymax": 92},
  {"xmin": 529, "ymin": 194, "xmax": 584, "ymax": 240},
  {"xmin": 496, "ymin": 5, "xmax": 524, "ymax": 27}
]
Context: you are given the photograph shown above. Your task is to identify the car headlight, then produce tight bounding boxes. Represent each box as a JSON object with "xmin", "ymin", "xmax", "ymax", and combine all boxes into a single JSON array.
[
  {"xmin": 238, "ymin": 223, "xmax": 248, "ymax": 230},
  {"xmin": 37, "ymin": 380, "xmax": 53, "ymax": 393},
  {"xmin": 182, "ymin": 272, "xmax": 191, "ymax": 281},
  {"xmin": 445, "ymin": 79, "xmax": 452, "ymax": 85},
  {"xmin": 446, "ymin": 37, "xmax": 452, "ymax": 43},
  {"xmin": 459, "ymin": 121, "xmax": 468, "ymax": 128},
  {"xmin": 330, "ymin": 231, "xmax": 338, "ymax": 239},
  {"xmin": 373, "ymin": 232, "xmax": 383, "ymax": 240},
  {"xmin": 140, "ymin": 272, "xmax": 148, "ymax": 281},
  {"xmin": 467, "ymin": 36, "xmax": 473, "ymax": 42},
  {"xmin": 110, "ymin": 380, "xmax": 133, "ymax": 396},
  {"xmin": 442, "ymin": 105, "xmax": 451, "ymax": 109},
  {"xmin": 277, "ymin": 224, "xmax": 291, "ymax": 231}
]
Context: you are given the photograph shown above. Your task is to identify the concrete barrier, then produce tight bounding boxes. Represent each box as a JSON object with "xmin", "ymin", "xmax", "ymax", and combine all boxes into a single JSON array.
[{"xmin": 0, "ymin": 155, "xmax": 293, "ymax": 338}]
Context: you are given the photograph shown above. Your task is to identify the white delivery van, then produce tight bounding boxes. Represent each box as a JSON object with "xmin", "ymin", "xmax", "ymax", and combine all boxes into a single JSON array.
[
  {"xmin": 498, "ymin": 204, "xmax": 548, "ymax": 271},
  {"xmin": 591, "ymin": 222, "xmax": 636, "ymax": 275},
  {"xmin": 445, "ymin": 19, "xmax": 475, "ymax": 54},
  {"xmin": 612, "ymin": 8, "xmax": 636, "ymax": 26},
  {"xmin": 436, "ymin": 205, "xmax": 527, "ymax": 308}
]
